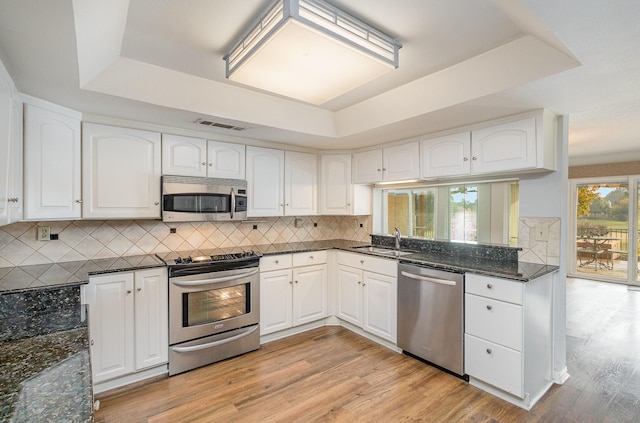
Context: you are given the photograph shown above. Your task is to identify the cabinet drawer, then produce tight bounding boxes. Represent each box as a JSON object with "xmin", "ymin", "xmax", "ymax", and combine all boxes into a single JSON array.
[
  {"xmin": 260, "ymin": 254, "xmax": 292, "ymax": 272},
  {"xmin": 465, "ymin": 334, "xmax": 523, "ymax": 398},
  {"xmin": 465, "ymin": 273, "xmax": 523, "ymax": 305},
  {"xmin": 465, "ymin": 294, "xmax": 522, "ymax": 350},
  {"xmin": 337, "ymin": 252, "xmax": 396, "ymax": 276},
  {"xmin": 292, "ymin": 250, "xmax": 327, "ymax": 267}
]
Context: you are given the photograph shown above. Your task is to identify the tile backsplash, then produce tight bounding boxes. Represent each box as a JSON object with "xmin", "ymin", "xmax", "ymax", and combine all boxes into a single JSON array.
[
  {"xmin": 518, "ymin": 217, "xmax": 561, "ymax": 266},
  {"xmin": 0, "ymin": 216, "xmax": 372, "ymax": 268}
]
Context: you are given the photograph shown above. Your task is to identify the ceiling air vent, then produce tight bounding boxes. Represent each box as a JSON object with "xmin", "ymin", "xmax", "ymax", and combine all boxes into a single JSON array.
[{"xmin": 196, "ymin": 119, "xmax": 245, "ymax": 131}]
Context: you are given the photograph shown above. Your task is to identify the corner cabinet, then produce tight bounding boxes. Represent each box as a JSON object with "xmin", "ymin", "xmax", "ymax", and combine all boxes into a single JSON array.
[
  {"xmin": 82, "ymin": 123, "xmax": 161, "ymax": 219},
  {"xmin": 83, "ymin": 268, "xmax": 168, "ymax": 391},
  {"xmin": 260, "ymin": 252, "xmax": 328, "ymax": 336},
  {"xmin": 23, "ymin": 102, "xmax": 82, "ymax": 219},
  {"xmin": 335, "ymin": 252, "xmax": 397, "ymax": 343},
  {"xmin": 464, "ymin": 272, "xmax": 554, "ymax": 410},
  {"xmin": 319, "ymin": 154, "xmax": 371, "ymax": 215},
  {"xmin": 352, "ymin": 142, "xmax": 420, "ymax": 184},
  {"xmin": 420, "ymin": 111, "xmax": 557, "ymax": 179}
]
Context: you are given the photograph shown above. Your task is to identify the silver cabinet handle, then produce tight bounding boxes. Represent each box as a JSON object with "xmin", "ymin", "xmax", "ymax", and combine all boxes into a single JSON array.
[
  {"xmin": 309, "ymin": 255, "xmax": 314, "ymax": 259},
  {"xmin": 202, "ymin": 162, "xmax": 206, "ymax": 165},
  {"xmin": 75, "ymin": 199, "xmax": 83, "ymax": 203},
  {"xmin": 487, "ymin": 283, "xmax": 493, "ymax": 289},
  {"xmin": 155, "ymin": 202, "xmax": 160, "ymax": 205},
  {"xmin": 472, "ymin": 157, "xmax": 478, "ymax": 160},
  {"xmin": 463, "ymin": 157, "xmax": 468, "ymax": 161},
  {"xmin": 275, "ymin": 260, "xmax": 279, "ymax": 264},
  {"xmin": 295, "ymin": 280, "xmax": 298, "ymax": 284},
  {"xmin": 401, "ymin": 271, "xmax": 457, "ymax": 286},
  {"xmin": 126, "ymin": 290, "xmax": 132, "ymax": 294},
  {"xmin": 137, "ymin": 287, "xmax": 142, "ymax": 292},
  {"xmin": 486, "ymin": 348, "xmax": 492, "ymax": 354},
  {"xmin": 360, "ymin": 260, "xmax": 364, "ymax": 264},
  {"xmin": 208, "ymin": 163, "xmax": 213, "ymax": 166},
  {"xmin": 289, "ymin": 281, "xmax": 293, "ymax": 284},
  {"xmin": 358, "ymin": 281, "xmax": 362, "ymax": 284},
  {"xmin": 486, "ymin": 305, "xmax": 492, "ymax": 310}
]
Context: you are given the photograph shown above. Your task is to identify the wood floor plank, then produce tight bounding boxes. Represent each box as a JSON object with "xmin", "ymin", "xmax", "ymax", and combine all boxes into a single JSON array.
[{"xmin": 95, "ymin": 278, "xmax": 640, "ymax": 423}]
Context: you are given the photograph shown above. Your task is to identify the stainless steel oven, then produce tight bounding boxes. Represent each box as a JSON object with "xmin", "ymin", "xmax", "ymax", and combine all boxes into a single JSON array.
[{"xmin": 163, "ymin": 251, "xmax": 260, "ymax": 376}]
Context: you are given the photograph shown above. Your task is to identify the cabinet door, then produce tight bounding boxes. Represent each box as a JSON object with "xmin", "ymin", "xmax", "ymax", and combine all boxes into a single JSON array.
[
  {"xmin": 383, "ymin": 142, "xmax": 420, "ymax": 181},
  {"xmin": 24, "ymin": 103, "xmax": 81, "ymax": 219},
  {"xmin": 82, "ymin": 123, "xmax": 161, "ymax": 218},
  {"xmin": 260, "ymin": 269, "xmax": 293, "ymax": 335},
  {"xmin": 246, "ymin": 146, "xmax": 284, "ymax": 217},
  {"xmin": 0, "ymin": 63, "xmax": 21, "ymax": 226},
  {"xmin": 420, "ymin": 132, "xmax": 471, "ymax": 178},
  {"xmin": 207, "ymin": 140, "xmax": 245, "ymax": 179},
  {"xmin": 352, "ymin": 150, "xmax": 383, "ymax": 183},
  {"xmin": 161, "ymin": 134, "xmax": 206, "ymax": 177},
  {"xmin": 292, "ymin": 264, "xmax": 327, "ymax": 326},
  {"xmin": 362, "ymin": 271, "xmax": 397, "ymax": 343},
  {"xmin": 471, "ymin": 117, "xmax": 536, "ymax": 174},
  {"xmin": 319, "ymin": 154, "xmax": 351, "ymax": 215},
  {"xmin": 134, "ymin": 268, "xmax": 168, "ymax": 370},
  {"xmin": 335, "ymin": 264, "xmax": 362, "ymax": 326},
  {"xmin": 284, "ymin": 151, "xmax": 317, "ymax": 216},
  {"xmin": 84, "ymin": 273, "xmax": 135, "ymax": 383}
]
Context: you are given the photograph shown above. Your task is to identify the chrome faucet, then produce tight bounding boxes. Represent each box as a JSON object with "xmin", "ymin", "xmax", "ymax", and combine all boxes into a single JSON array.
[{"xmin": 394, "ymin": 227, "xmax": 401, "ymax": 250}]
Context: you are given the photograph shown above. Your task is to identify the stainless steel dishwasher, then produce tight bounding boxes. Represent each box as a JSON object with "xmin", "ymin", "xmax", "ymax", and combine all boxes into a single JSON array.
[{"xmin": 397, "ymin": 262, "xmax": 466, "ymax": 378}]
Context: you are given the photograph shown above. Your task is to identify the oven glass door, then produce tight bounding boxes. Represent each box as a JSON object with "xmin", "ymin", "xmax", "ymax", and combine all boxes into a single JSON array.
[
  {"xmin": 183, "ymin": 283, "xmax": 250, "ymax": 327},
  {"xmin": 169, "ymin": 267, "xmax": 259, "ymax": 345}
]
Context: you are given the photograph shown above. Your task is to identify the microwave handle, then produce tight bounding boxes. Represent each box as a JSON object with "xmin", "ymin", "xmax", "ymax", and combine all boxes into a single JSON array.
[{"xmin": 230, "ymin": 188, "xmax": 235, "ymax": 219}]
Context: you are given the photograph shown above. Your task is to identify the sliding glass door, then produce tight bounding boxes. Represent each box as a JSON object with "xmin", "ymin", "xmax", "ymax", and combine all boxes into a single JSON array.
[{"xmin": 570, "ymin": 177, "xmax": 639, "ymax": 286}]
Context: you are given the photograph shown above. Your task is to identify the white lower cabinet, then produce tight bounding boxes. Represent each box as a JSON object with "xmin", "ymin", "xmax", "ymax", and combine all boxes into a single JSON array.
[
  {"xmin": 335, "ymin": 252, "xmax": 397, "ymax": 343},
  {"xmin": 83, "ymin": 268, "xmax": 168, "ymax": 388},
  {"xmin": 464, "ymin": 272, "xmax": 554, "ymax": 410},
  {"xmin": 260, "ymin": 252, "xmax": 328, "ymax": 336}
]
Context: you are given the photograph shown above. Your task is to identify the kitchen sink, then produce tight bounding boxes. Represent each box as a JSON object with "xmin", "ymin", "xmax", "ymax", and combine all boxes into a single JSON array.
[{"xmin": 352, "ymin": 246, "xmax": 413, "ymax": 257}]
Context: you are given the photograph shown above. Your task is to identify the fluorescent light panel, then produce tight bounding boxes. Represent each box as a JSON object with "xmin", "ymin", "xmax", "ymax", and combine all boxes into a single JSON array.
[{"xmin": 224, "ymin": 0, "xmax": 401, "ymax": 104}]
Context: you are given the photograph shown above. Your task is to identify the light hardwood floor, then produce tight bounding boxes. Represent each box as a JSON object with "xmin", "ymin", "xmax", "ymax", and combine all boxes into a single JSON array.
[{"xmin": 95, "ymin": 277, "xmax": 640, "ymax": 422}]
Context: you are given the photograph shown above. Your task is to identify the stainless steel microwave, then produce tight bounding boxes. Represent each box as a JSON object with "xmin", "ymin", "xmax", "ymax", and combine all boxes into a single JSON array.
[{"xmin": 161, "ymin": 176, "xmax": 248, "ymax": 222}]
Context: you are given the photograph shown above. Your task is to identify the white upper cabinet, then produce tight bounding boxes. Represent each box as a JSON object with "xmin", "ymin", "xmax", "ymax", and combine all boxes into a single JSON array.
[
  {"xmin": 246, "ymin": 146, "xmax": 285, "ymax": 217},
  {"xmin": 352, "ymin": 141, "xmax": 420, "ymax": 184},
  {"xmin": 352, "ymin": 149, "xmax": 382, "ymax": 183},
  {"xmin": 382, "ymin": 142, "xmax": 420, "ymax": 181},
  {"xmin": 162, "ymin": 136, "xmax": 246, "ymax": 179},
  {"xmin": 319, "ymin": 154, "xmax": 371, "ymax": 215},
  {"xmin": 246, "ymin": 146, "xmax": 317, "ymax": 217},
  {"xmin": 161, "ymin": 134, "xmax": 206, "ymax": 177},
  {"xmin": 470, "ymin": 116, "xmax": 537, "ymax": 174},
  {"xmin": 207, "ymin": 140, "xmax": 245, "ymax": 179},
  {"xmin": 420, "ymin": 111, "xmax": 556, "ymax": 179},
  {"xmin": 284, "ymin": 151, "xmax": 317, "ymax": 216},
  {"xmin": 82, "ymin": 123, "xmax": 162, "ymax": 219},
  {"xmin": 0, "ymin": 59, "xmax": 21, "ymax": 227},
  {"xmin": 24, "ymin": 102, "xmax": 82, "ymax": 220},
  {"xmin": 420, "ymin": 132, "xmax": 471, "ymax": 178}
]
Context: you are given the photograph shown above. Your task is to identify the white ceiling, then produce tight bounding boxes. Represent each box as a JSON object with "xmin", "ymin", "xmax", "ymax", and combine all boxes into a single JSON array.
[{"xmin": 0, "ymin": 0, "xmax": 639, "ymax": 165}]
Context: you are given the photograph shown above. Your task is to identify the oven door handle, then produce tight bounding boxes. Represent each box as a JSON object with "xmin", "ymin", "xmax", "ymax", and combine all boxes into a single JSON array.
[
  {"xmin": 171, "ymin": 268, "xmax": 259, "ymax": 287},
  {"xmin": 171, "ymin": 325, "xmax": 259, "ymax": 353}
]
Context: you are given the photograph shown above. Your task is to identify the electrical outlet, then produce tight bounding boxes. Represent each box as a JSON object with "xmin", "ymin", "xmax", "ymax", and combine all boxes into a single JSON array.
[
  {"xmin": 534, "ymin": 224, "xmax": 549, "ymax": 241},
  {"xmin": 37, "ymin": 226, "xmax": 50, "ymax": 241},
  {"xmin": 294, "ymin": 218, "xmax": 303, "ymax": 228}
]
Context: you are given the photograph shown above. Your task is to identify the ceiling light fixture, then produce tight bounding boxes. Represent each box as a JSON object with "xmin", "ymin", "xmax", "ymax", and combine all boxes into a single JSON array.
[{"xmin": 224, "ymin": 0, "xmax": 401, "ymax": 105}]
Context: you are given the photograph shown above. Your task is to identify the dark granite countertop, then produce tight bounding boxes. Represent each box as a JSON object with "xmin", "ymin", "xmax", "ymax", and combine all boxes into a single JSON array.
[
  {"xmin": 0, "ymin": 254, "xmax": 164, "ymax": 294},
  {"xmin": 248, "ymin": 240, "xmax": 558, "ymax": 282},
  {"xmin": 0, "ymin": 304, "xmax": 91, "ymax": 422}
]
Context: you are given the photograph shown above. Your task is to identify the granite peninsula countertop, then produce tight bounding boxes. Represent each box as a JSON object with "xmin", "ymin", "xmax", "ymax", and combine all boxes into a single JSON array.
[
  {"xmin": 0, "ymin": 254, "xmax": 164, "ymax": 294},
  {"xmin": 0, "ymin": 304, "xmax": 91, "ymax": 422}
]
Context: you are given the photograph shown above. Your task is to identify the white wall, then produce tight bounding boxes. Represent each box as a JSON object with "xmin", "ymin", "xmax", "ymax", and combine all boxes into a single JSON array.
[{"xmin": 519, "ymin": 114, "xmax": 569, "ymax": 383}]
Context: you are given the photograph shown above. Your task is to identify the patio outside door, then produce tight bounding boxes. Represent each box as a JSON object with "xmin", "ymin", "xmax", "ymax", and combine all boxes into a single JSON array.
[{"xmin": 571, "ymin": 178, "xmax": 640, "ymax": 286}]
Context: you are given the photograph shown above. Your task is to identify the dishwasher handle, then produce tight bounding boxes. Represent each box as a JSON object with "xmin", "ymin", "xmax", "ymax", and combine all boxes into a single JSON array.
[{"xmin": 401, "ymin": 270, "xmax": 457, "ymax": 286}]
